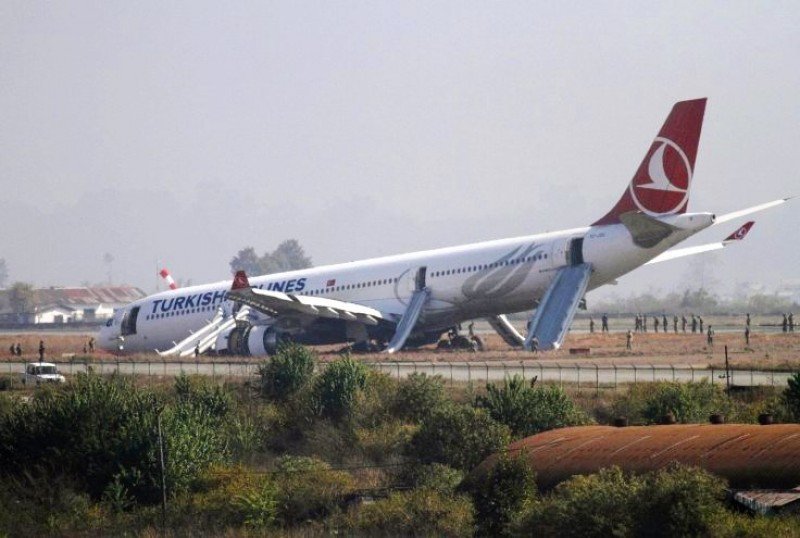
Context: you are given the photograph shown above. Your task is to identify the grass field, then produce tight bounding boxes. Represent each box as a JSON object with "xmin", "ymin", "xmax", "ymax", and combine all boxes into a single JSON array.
[{"xmin": 1, "ymin": 325, "xmax": 798, "ymax": 370}]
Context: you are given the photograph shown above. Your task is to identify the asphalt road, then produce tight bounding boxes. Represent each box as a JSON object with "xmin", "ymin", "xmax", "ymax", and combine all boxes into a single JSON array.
[{"xmin": 2, "ymin": 360, "xmax": 795, "ymax": 388}]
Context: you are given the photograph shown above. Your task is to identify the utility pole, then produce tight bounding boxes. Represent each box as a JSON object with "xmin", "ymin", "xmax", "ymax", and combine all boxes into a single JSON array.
[{"xmin": 724, "ymin": 345, "xmax": 731, "ymax": 394}]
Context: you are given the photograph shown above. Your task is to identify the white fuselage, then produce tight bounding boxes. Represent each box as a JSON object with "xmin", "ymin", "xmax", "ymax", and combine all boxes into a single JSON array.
[{"xmin": 98, "ymin": 213, "xmax": 714, "ymax": 353}]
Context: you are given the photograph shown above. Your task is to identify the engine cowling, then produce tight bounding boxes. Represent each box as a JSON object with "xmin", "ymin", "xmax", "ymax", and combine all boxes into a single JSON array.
[{"xmin": 215, "ymin": 324, "xmax": 284, "ymax": 356}]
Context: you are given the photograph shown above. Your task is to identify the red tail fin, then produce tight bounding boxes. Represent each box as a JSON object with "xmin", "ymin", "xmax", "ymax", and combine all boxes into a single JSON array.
[
  {"xmin": 231, "ymin": 270, "xmax": 250, "ymax": 290},
  {"xmin": 594, "ymin": 98, "xmax": 707, "ymax": 225},
  {"xmin": 724, "ymin": 221, "xmax": 754, "ymax": 242}
]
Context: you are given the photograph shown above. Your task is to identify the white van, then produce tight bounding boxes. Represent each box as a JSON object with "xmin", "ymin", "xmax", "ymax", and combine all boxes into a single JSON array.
[{"xmin": 22, "ymin": 363, "xmax": 66, "ymax": 385}]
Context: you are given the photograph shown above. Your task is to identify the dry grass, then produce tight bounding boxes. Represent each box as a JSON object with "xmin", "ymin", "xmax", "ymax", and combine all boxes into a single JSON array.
[{"xmin": 1, "ymin": 328, "xmax": 799, "ymax": 370}]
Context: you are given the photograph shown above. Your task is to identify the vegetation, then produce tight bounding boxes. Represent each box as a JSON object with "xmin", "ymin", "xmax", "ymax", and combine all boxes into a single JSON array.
[
  {"xmin": 476, "ymin": 375, "xmax": 587, "ymax": 437},
  {"xmin": 1, "ymin": 344, "xmax": 799, "ymax": 535},
  {"xmin": 229, "ymin": 239, "xmax": 312, "ymax": 276},
  {"xmin": 590, "ymin": 287, "xmax": 799, "ymax": 315},
  {"xmin": 784, "ymin": 372, "xmax": 800, "ymax": 421},
  {"xmin": 465, "ymin": 452, "xmax": 538, "ymax": 536},
  {"xmin": 516, "ymin": 464, "xmax": 727, "ymax": 537},
  {"xmin": 407, "ymin": 404, "xmax": 510, "ymax": 471},
  {"xmin": 258, "ymin": 342, "xmax": 316, "ymax": 401},
  {"xmin": 314, "ymin": 354, "xmax": 369, "ymax": 420},
  {"xmin": 8, "ymin": 281, "xmax": 34, "ymax": 315}
]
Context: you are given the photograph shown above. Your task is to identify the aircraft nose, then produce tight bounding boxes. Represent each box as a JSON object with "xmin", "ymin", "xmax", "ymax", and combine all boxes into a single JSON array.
[{"xmin": 97, "ymin": 324, "xmax": 119, "ymax": 351}]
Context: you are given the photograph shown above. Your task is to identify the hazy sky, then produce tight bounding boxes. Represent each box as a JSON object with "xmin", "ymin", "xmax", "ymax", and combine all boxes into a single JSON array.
[{"xmin": 1, "ymin": 1, "xmax": 798, "ymax": 302}]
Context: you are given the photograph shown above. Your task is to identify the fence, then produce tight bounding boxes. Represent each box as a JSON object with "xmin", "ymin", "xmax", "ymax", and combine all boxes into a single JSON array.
[{"xmin": 2, "ymin": 360, "xmax": 796, "ymax": 391}]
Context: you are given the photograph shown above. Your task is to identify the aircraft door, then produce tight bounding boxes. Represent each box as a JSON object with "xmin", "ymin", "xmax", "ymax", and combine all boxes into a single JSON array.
[
  {"xmin": 402, "ymin": 266, "xmax": 428, "ymax": 292},
  {"xmin": 415, "ymin": 267, "xmax": 427, "ymax": 291},
  {"xmin": 121, "ymin": 306, "xmax": 140, "ymax": 336},
  {"xmin": 569, "ymin": 237, "xmax": 585, "ymax": 266}
]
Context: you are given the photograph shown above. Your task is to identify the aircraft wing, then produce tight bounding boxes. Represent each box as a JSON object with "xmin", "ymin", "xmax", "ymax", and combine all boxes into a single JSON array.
[
  {"xmin": 226, "ymin": 271, "xmax": 386, "ymax": 325},
  {"xmin": 645, "ymin": 221, "xmax": 754, "ymax": 265}
]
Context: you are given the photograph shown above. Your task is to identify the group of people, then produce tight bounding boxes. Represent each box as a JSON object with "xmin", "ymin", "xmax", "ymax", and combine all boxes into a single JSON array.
[
  {"xmin": 7, "ymin": 338, "xmax": 96, "ymax": 359},
  {"xmin": 628, "ymin": 313, "xmax": 709, "ymax": 334}
]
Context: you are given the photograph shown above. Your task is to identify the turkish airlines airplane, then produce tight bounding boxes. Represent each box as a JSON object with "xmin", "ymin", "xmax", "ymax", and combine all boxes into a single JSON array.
[{"xmin": 98, "ymin": 99, "xmax": 788, "ymax": 355}]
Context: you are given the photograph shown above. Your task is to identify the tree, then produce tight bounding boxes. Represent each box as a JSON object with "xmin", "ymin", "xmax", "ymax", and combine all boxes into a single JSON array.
[
  {"xmin": 264, "ymin": 240, "xmax": 312, "ymax": 273},
  {"xmin": 0, "ymin": 258, "xmax": 7, "ymax": 288},
  {"xmin": 8, "ymin": 282, "xmax": 34, "ymax": 315},
  {"xmin": 229, "ymin": 240, "xmax": 312, "ymax": 277},
  {"xmin": 230, "ymin": 247, "xmax": 262, "ymax": 275}
]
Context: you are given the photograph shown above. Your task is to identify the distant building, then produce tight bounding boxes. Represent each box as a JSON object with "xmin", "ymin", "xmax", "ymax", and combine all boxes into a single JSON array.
[{"xmin": 0, "ymin": 286, "xmax": 145, "ymax": 325}]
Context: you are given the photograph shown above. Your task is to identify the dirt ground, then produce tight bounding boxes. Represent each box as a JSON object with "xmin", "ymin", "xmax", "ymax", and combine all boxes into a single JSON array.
[{"xmin": 1, "ymin": 330, "xmax": 798, "ymax": 370}]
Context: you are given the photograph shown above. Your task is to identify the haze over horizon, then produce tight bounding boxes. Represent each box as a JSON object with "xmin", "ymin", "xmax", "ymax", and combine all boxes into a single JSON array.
[{"xmin": 1, "ymin": 2, "xmax": 798, "ymax": 302}]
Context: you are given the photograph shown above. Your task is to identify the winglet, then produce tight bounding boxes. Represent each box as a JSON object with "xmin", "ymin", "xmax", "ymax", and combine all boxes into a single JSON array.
[
  {"xmin": 231, "ymin": 270, "xmax": 250, "ymax": 290},
  {"xmin": 724, "ymin": 221, "xmax": 754, "ymax": 243}
]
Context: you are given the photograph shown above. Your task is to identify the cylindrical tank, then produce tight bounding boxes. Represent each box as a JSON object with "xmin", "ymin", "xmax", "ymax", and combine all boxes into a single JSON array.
[{"xmin": 470, "ymin": 424, "xmax": 800, "ymax": 490}]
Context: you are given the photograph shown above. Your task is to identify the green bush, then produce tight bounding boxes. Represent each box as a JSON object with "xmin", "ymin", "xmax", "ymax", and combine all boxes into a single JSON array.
[
  {"xmin": 520, "ymin": 466, "xmax": 642, "ymax": 537},
  {"xmin": 174, "ymin": 374, "xmax": 231, "ymax": 418},
  {"xmin": 402, "ymin": 463, "xmax": 464, "ymax": 494},
  {"xmin": 466, "ymin": 452, "xmax": 538, "ymax": 537},
  {"xmin": 0, "ymin": 375, "xmax": 12, "ymax": 391},
  {"xmin": 258, "ymin": 343, "xmax": 316, "ymax": 401},
  {"xmin": 234, "ymin": 480, "xmax": 279, "ymax": 528},
  {"xmin": 477, "ymin": 376, "xmax": 587, "ymax": 437},
  {"xmin": 314, "ymin": 355, "xmax": 368, "ymax": 420},
  {"xmin": 272, "ymin": 455, "xmax": 355, "ymax": 525},
  {"xmin": 346, "ymin": 488, "xmax": 474, "ymax": 537},
  {"xmin": 407, "ymin": 404, "xmax": 510, "ymax": 471},
  {"xmin": 0, "ymin": 373, "xmax": 229, "ymax": 504},
  {"xmin": 783, "ymin": 372, "xmax": 800, "ymax": 421},
  {"xmin": 393, "ymin": 372, "xmax": 447, "ymax": 422},
  {"xmin": 516, "ymin": 464, "xmax": 727, "ymax": 538},
  {"xmin": 613, "ymin": 381, "xmax": 729, "ymax": 424},
  {"xmin": 636, "ymin": 463, "xmax": 727, "ymax": 538}
]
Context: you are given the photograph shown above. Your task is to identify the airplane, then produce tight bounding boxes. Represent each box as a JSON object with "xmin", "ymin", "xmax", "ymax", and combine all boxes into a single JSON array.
[{"xmin": 98, "ymin": 98, "xmax": 790, "ymax": 356}]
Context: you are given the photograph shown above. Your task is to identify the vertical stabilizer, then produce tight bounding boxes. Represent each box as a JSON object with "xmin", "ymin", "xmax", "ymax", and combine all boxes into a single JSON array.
[{"xmin": 594, "ymin": 98, "xmax": 707, "ymax": 225}]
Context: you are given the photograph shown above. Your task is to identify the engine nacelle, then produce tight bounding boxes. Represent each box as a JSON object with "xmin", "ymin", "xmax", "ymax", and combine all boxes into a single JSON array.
[{"xmin": 215, "ymin": 323, "xmax": 283, "ymax": 356}]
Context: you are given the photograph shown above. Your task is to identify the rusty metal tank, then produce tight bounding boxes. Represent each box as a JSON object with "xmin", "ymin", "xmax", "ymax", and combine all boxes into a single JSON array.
[{"xmin": 471, "ymin": 424, "xmax": 800, "ymax": 490}]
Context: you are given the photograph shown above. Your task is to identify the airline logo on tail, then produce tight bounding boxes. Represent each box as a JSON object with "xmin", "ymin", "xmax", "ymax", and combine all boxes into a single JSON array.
[
  {"xmin": 594, "ymin": 98, "xmax": 706, "ymax": 225},
  {"xmin": 630, "ymin": 136, "xmax": 692, "ymax": 215}
]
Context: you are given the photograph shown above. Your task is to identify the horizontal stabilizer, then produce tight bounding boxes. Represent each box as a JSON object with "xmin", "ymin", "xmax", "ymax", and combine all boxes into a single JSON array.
[
  {"xmin": 724, "ymin": 221, "xmax": 754, "ymax": 242},
  {"xmin": 714, "ymin": 198, "xmax": 791, "ymax": 225},
  {"xmin": 645, "ymin": 222, "xmax": 754, "ymax": 265}
]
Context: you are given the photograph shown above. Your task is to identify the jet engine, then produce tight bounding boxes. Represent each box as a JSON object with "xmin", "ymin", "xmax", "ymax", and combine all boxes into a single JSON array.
[{"xmin": 215, "ymin": 323, "xmax": 287, "ymax": 356}]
